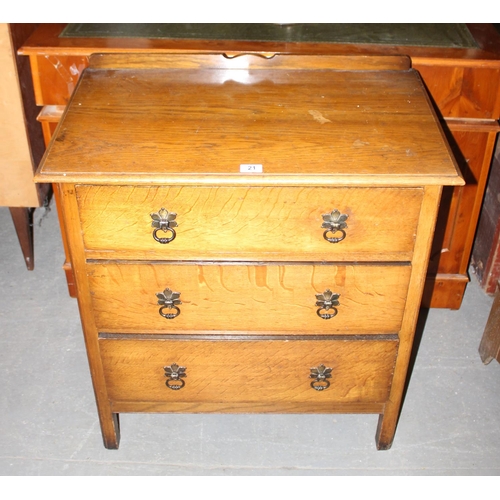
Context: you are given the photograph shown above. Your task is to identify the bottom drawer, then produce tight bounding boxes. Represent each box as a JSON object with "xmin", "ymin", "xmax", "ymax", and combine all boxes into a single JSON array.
[{"xmin": 99, "ymin": 337, "xmax": 398, "ymax": 408}]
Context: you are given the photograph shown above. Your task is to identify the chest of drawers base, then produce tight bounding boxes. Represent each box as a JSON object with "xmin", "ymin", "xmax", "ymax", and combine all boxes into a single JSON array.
[
  {"xmin": 57, "ymin": 181, "xmax": 446, "ymax": 450},
  {"xmin": 38, "ymin": 54, "xmax": 463, "ymax": 450}
]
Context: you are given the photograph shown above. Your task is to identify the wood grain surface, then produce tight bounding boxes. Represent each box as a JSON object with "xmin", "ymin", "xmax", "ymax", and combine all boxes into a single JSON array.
[
  {"xmin": 77, "ymin": 185, "xmax": 422, "ymax": 262},
  {"xmin": 99, "ymin": 337, "xmax": 398, "ymax": 405},
  {"xmin": 87, "ymin": 262, "xmax": 411, "ymax": 334},
  {"xmin": 35, "ymin": 55, "xmax": 462, "ymax": 186}
]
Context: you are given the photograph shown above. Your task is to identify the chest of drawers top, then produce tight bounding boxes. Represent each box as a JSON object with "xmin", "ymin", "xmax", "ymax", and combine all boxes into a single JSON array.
[{"xmin": 35, "ymin": 53, "xmax": 462, "ymax": 187}]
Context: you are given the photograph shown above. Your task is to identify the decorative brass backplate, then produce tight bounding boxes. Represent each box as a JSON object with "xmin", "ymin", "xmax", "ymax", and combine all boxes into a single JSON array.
[
  {"xmin": 164, "ymin": 363, "xmax": 186, "ymax": 390},
  {"xmin": 315, "ymin": 289, "xmax": 340, "ymax": 319},
  {"xmin": 321, "ymin": 209, "xmax": 348, "ymax": 243},
  {"xmin": 310, "ymin": 364, "xmax": 332, "ymax": 391},
  {"xmin": 156, "ymin": 288, "xmax": 182, "ymax": 319},
  {"xmin": 151, "ymin": 208, "xmax": 178, "ymax": 244}
]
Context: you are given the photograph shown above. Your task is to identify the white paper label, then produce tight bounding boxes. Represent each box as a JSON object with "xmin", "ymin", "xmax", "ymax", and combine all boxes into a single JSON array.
[{"xmin": 239, "ymin": 164, "xmax": 263, "ymax": 173}]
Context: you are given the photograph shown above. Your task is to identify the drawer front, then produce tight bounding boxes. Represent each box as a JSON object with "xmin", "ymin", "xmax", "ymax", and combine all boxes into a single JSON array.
[
  {"xmin": 88, "ymin": 262, "xmax": 411, "ymax": 334},
  {"xmin": 76, "ymin": 186, "xmax": 422, "ymax": 261},
  {"xmin": 99, "ymin": 337, "xmax": 398, "ymax": 405}
]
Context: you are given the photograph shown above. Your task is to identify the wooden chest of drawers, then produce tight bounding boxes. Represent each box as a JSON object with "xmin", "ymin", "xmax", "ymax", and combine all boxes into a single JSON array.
[{"xmin": 35, "ymin": 53, "xmax": 463, "ymax": 450}]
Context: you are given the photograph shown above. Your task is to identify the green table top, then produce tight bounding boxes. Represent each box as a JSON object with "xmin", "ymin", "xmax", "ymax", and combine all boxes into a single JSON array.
[{"xmin": 60, "ymin": 23, "xmax": 478, "ymax": 48}]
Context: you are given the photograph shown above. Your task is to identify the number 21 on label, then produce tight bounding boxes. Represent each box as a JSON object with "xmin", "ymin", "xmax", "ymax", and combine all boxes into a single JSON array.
[{"xmin": 240, "ymin": 164, "xmax": 263, "ymax": 173}]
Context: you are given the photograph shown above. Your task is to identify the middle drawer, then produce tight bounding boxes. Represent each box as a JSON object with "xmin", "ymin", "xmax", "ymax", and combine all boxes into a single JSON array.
[{"xmin": 87, "ymin": 262, "xmax": 411, "ymax": 334}]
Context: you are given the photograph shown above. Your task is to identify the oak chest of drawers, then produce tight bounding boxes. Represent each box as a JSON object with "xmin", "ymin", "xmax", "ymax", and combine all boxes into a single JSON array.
[{"xmin": 35, "ymin": 53, "xmax": 463, "ymax": 450}]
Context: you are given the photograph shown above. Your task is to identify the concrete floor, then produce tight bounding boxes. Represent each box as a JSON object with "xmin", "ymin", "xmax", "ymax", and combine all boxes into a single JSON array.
[{"xmin": 1, "ymin": 202, "xmax": 500, "ymax": 475}]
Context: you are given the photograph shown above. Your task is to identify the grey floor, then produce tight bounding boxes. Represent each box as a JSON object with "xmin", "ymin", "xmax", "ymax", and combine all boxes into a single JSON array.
[{"xmin": 1, "ymin": 202, "xmax": 500, "ymax": 476}]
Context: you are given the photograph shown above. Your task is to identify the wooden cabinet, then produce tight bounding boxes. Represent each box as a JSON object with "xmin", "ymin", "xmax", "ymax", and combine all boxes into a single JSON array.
[
  {"xmin": 19, "ymin": 24, "xmax": 500, "ymax": 308},
  {"xmin": 472, "ymin": 141, "xmax": 500, "ymax": 294},
  {"xmin": 479, "ymin": 282, "xmax": 500, "ymax": 364},
  {"xmin": 34, "ymin": 53, "xmax": 462, "ymax": 449},
  {"xmin": 0, "ymin": 23, "xmax": 49, "ymax": 269}
]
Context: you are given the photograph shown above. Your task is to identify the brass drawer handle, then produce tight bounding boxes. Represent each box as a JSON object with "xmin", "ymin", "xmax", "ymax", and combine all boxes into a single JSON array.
[
  {"xmin": 156, "ymin": 288, "xmax": 182, "ymax": 319},
  {"xmin": 315, "ymin": 289, "xmax": 340, "ymax": 320},
  {"xmin": 164, "ymin": 363, "xmax": 186, "ymax": 390},
  {"xmin": 310, "ymin": 364, "xmax": 332, "ymax": 391},
  {"xmin": 321, "ymin": 209, "xmax": 348, "ymax": 243},
  {"xmin": 151, "ymin": 208, "xmax": 178, "ymax": 244}
]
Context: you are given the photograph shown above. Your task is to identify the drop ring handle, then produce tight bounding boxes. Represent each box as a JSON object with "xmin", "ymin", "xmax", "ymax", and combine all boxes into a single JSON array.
[
  {"xmin": 164, "ymin": 363, "xmax": 186, "ymax": 390},
  {"xmin": 156, "ymin": 288, "xmax": 182, "ymax": 320},
  {"xmin": 321, "ymin": 210, "xmax": 348, "ymax": 244},
  {"xmin": 323, "ymin": 228, "xmax": 346, "ymax": 244},
  {"xmin": 166, "ymin": 377, "xmax": 185, "ymax": 390},
  {"xmin": 315, "ymin": 289, "xmax": 340, "ymax": 320},
  {"xmin": 310, "ymin": 364, "xmax": 332, "ymax": 391},
  {"xmin": 159, "ymin": 305, "xmax": 181, "ymax": 319},
  {"xmin": 316, "ymin": 307, "xmax": 338, "ymax": 320},
  {"xmin": 153, "ymin": 227, "xmax": 176, "ymax": 244},
  {"xmin": 311, "ymin": 378, "xmax": 331, "ymax": 391},
  {"xmin": 151, "ymin": 208, "xmax": 178, "ymax": 244}
]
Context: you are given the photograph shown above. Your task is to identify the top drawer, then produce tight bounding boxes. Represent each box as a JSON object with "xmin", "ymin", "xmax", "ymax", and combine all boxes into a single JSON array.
[{"xmin": 76, "ymin": 185, "xmax": 422, "ymax": 261}]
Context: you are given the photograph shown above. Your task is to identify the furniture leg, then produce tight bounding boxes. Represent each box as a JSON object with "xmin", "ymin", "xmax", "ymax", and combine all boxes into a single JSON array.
[
  {"xmin": 375, "ymin": 413, "xmax": 397, "ymax": 450},
  {"xmin": 9, "ymin": 206, "xmax": 34, "ymax": 270},
  {"xmin": 100, "ymin": 412, "xmax": 120, "ymax": 450},
  {"xmin": 479, "ymin": 282, "xmax": 500, "ymax": 364}
]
